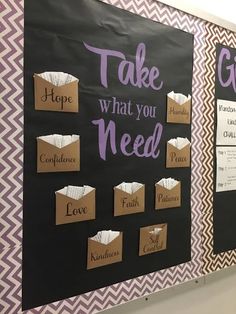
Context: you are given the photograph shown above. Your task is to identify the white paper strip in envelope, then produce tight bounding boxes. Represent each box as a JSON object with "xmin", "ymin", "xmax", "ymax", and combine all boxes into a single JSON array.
[
  {"xmin": 90, "ymin": 230, "xmax": 120, "ymax": 245},
  {"xmin": 37, "ymin": 134, "xmax": 80, "ymax": 148},
  {"xmin": 37, "ymin": 71, "xmax": 79, "ymax": 86},
  {"xmin": 115, "ymin": 182, "xmax": 143, "ymax": 194},
  {"xmin": 168, "ymin": 91, "xmax": 191, "ymax": 105}
]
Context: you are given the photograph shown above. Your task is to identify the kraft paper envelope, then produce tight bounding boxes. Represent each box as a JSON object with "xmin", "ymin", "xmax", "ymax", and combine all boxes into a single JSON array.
[
  {"xmin": 167, "ymin": 96, "xmax": 191, "ymax": 124},
  {"xmin": 87, "ymin": 233, "xmax": 123, "ymax": 269},
  {"xmin": 37, "ymin": 138, "xmax": 80, "ymax": 173},
  {"xmin": 55, "ymin": 189, "xmax": 95, "ymax": 225},
  {"xmin": 114, "ymin": 185, "xmax": 145, "ymax": 216},
  {"xmin": 139, "ymin": 224, "xmax": 167, "ymax": 256},
  {"xmin": 155, "ymin": 182, "xmax": 181, "ymax": 210},
  {"xmin": 34, "ymin": 74, "xmax": 79, "ymax": 113},
  {"xmin": 166, "ymin": 143, "xmax": 190, "ymax": 168}
]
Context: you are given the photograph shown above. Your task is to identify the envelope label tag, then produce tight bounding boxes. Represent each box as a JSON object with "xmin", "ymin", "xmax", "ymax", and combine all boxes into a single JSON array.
[
  {"xmin": 66, "ymin": 202, "xmax": 87, "ymax": 216},
  {"xmin": 55, "ymin": 189, "xmax": 95, "ymax": 225},
  {"xmin": 166, "ymin": 143, "xmax": 190, "ymax": 168},
  {"xmin": 142, "ymin": 235, "xmax": 164, "ymax": 254},
  {"xmin": 34, "ymin": 75, "xmax": 79, "ymax": 113},
  {"xmin": 168, "ymin": 106, "xmax": 189, "ymax": 118},
  {"xmin": 157, "ymin": 193, "xmax": 179, "ymax": 203},
  {"xmin": 170, "ymin": 152, "xmax": 187, "ymax": 163},
  {"xmin": 41, "ymin": 88, "xmax": 73, "ymax": 110},
  {"xmin": 120, "ymin": 196, "xmax": 139, "ymax": 208},
  {"xmin": 114, "ymin": 186, "xmax": 145, "ymax": 216},
  {"xmin": 87, "ymin": 233, "xmax": 123, "ymax": 269},
  {"xmin": 40, "ymin": 153, "xmax": 76, "ymax": 166},
  {"xmin": 37, "ymin": 138, "xmax": 80, "ymax": 173},
  {"xmin": 139, "ymin": 224, "xmax": 167, "ymax": 256},
  {"xmin": 155, "ymin": 182, "xmax": 181, "ymax": 209},
  {"xmin": 90, "ymin": 249, "xmax": 120, "ymax": 262},
  {"xmin": 167, "ymin": 97, "xmax": 191, "ymax": 124}
]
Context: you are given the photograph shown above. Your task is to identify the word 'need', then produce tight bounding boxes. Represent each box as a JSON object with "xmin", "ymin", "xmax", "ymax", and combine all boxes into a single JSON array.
[{"xmin": 92, "ymin": 119, "xmax": 163, "ymax": 161}]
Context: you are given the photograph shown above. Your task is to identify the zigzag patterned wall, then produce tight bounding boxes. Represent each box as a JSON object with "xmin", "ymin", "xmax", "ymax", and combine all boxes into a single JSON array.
[
  {"xmin": 0, "ymin": 0, "xmax": 23, "ymax": 313},
  {"xmin": 0, "ymin": 0, "xmax": 235, "ymax": 313}
]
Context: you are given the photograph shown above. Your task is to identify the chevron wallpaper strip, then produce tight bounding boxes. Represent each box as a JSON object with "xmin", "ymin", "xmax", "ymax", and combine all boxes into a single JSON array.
[
  {"xmin": 0, "ymin": 0, "xmax": 23, "ymax": 252},
  {"xmin": 0, "ymin": 247, "xmax": 22, "ymax": 314},
  {"xmin": 0, "ymin": 0, "xmax": 204, "ymax": 313},
  {"xmin": 0, "ymin": 0, "xmax": 23, "ymax": 313},
  {"xmin": 201, "ymin": 23, "xmax": 236, "ymax": 274}
]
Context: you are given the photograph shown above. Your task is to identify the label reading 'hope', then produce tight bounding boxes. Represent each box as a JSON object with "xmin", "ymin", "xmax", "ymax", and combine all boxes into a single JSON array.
[
  {"xmin": 34, "ymin": 74, "xmax": 79, "ymax": 113},
  {"xmin": 41, "ymin": 88, "xmax": 73, "ymax": 110}
]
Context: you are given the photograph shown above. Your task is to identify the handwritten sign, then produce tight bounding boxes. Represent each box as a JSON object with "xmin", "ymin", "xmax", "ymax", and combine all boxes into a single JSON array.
[
  {"xmin": 216, "ymin": 147, "xmax": 236, "ymax": 192},
  {"xmin": 216, "ymin": 99, "xmax": 236, "ymax": 145}
]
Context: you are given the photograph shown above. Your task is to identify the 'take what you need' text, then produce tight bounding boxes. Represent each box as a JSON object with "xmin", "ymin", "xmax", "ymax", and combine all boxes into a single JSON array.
[{"xmin": 84, "ymin": 42, "xmax": 163, "ymax": 90}]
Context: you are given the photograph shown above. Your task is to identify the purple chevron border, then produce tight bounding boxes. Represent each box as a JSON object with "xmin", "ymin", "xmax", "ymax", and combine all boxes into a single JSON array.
[
  {"xmin": 0, "ymin": 0, "xmax": 24, "ymax": 313},
  {"xmin": 202, "ymin": 23, "xmax": 236, "ymax": 274},
  {"xmin": 0, "ymin": 0, "xmax": 204, "ymax": 313},
  {"xmin": 0, "ymin": 0, "xmax": 23, "ymax": 252}
]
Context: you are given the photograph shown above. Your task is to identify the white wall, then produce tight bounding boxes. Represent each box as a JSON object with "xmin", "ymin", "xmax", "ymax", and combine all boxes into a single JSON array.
[
  {"xmin": 160, "ymin": 0, "xmax": 236, "ymax": 31},
  {"xmin": 103, "ymin": 266, "xmax": 236, "ymax": 314},
  {"xmin": 102, "ymin": 2, "xmax": 236, "ymax": 314},
  {"xmin": 185, "ymin": 0, "xmax": 236, "ymax": 24}
]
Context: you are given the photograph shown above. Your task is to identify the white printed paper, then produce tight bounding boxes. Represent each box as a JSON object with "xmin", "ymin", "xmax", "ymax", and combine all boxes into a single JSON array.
[
  {"xmin": 167, "ymin": 91, "xmax": 191, "ymax": 105},
  {"xmin": 167, "ymin": 137, "xmax": 190, "ymax": 150},
  {"xmin": 37, "ymin": 71, "xmax": 78, "ymax": 86},
  {"xmin": 90, "ymin": 230, "xmax": 120, "ymax": 245},
  {"xmin": 37, "ymin": 134, "xmax": 80, "ymax": 148},
  {"xmin": 216, "ymin": 147, "xmax": 236, "ymax": 192},
  {"xmin": 149, "ymin": 227, "xmax": 162, "ymax": 235},
  {"xmin": 156, "ymin": 178, "xmax": 179, "ymax": 190},
  {"xmin": 56, "ymin": 185, "xmax": 94, "ymax": 200},
  {"xmin": 115, "ymin": 182, "xmax": 143, "ymax": 194},
  {"xmin": 216, "ymin": 99, "xmax": 236, "ymax": 145}
]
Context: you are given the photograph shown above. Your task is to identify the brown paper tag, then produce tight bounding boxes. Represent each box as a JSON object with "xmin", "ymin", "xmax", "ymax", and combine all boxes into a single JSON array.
[
  {"xmin": 155, "ymin": 182, "xmax": 181, "ymax": 210},
  {"xmin": 114, "ymin": 185, "xmax": 145, "ymax": 216},
  {"xmin": 139, "ymin": 224, "xmax": 167, "ymax": 256},
  {"xmin": 34, "ymin": 74, "xmax": 79, "ymax": 113},
  {"xmin": 37, "ymin": 138, "xmax": 80, "ymax": 173},
  {"xmin": 55, "ymin": 189, "xmax": 95, "ymax": 225},
  {"xmin": 87, "ymin": 233, "xmax": 123, "ymax": 269},
  {"xmin": 166, "ymin": 143, "xmax": 190, "ymax": 168},
  {"xmin": 167, "ymin": 97, "xmax": 191, "ymax": 124}
]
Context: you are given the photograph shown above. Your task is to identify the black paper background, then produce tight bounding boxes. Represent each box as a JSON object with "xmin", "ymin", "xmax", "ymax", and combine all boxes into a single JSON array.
[
  {"xmin": 213, "ymin": 43, "xmax": 236, "ymax": 254},
  {"xmin": 23, "ymin": 0, "xmax": 193, "ymax": 310}
]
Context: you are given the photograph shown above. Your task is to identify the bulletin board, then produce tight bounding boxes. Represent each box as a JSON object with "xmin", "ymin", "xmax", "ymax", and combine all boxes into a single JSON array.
[
  {"xmin": 22, "ymin": 0, "xmax": 194, "ymax": 310},
  {"xmin": 213, "ymin": 44, "xmax": 236, "ymax": 254},
  {"xmin": 201, "ymin": 25, "xmax": 236, "ymax": 274},
  {"xmin": 1, "ymin": 0, "xmax": 235, "ymax": 313}
]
